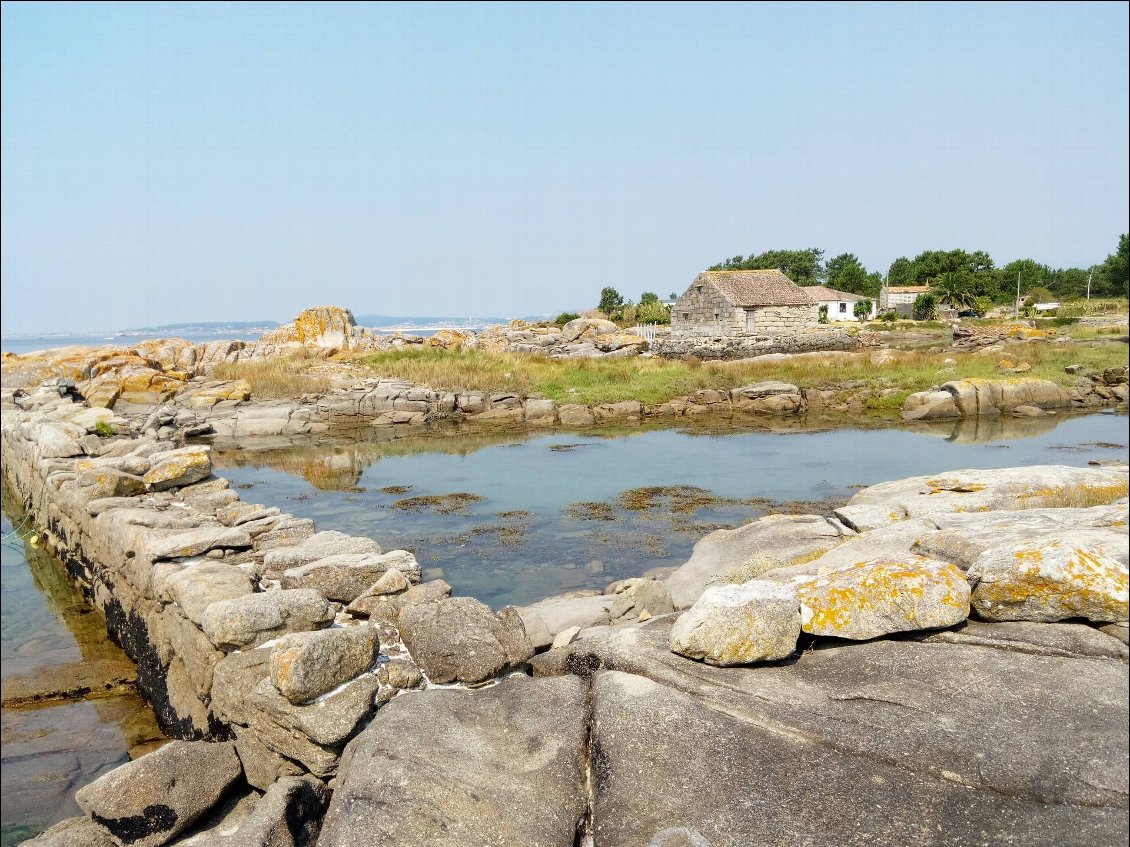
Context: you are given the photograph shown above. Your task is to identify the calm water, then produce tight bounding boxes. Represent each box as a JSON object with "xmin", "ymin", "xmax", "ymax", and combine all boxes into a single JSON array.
[
  {"xmin": 0, "ymin": 493, "xmax": 166, "ymax": 847},
  {"xmin": 213, "ymin": 411, "xmax": 1130, "ymax": 609}
]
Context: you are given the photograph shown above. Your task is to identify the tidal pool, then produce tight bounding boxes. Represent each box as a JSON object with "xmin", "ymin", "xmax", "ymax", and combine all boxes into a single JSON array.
[
  {"xmin": 0, "ymin": 493, "xmax": 166, "ymax": 847},
  {"xmin": 212, "ymin": 411, "xmax": 1130, "ymax": 610}
]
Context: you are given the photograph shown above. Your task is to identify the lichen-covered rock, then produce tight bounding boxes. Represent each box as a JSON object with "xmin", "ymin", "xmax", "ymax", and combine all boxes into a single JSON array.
[
  {"xmin": 201, "ymin": 589, "xmax": 336, "ymax": 651},
  {"xmin": 187, "ymin": 379, "xmax": 251, "ymax": 408},
  {"xmin": 77, "ymin": 467, "xmax": 147, "ymax": 499},
  {"xmin": 791, "ymin": 556, "xmax": 970, "ymax": 639},
  {"xmin": 145, "ymin": 526, "xmax": 252, "ymax": 561},
  {"xmin": 142, "ymin": 446, "xmax": 212, "ymax": 491},
  {"xmin": 666, "ymin": 513, "xmax": 845, "ymax": 609},
  {"xmin": 669, "ymin": 582, "xmax": 801, "ymax": 665},
  {"xmin": 280, "ymin": 550, "xmax": 420, "ymax": 603},
  {"xmin": 835, "ymin": 464, "xmax": 1129, "ymax": 532},
  {"xmin": 261, "ymin": 530, "xmax": 382, "ymax": 576},
  {"xmin": 969, "ymin": 532, "xmax": 1130, "ymax": 623},
  {"xmin": 270, "ymin": 626, "xmax": 379, "ymax": 704},
  {"xmin": 398, "ymin": 596, "xmax": 534, "ymax": 684},
  {"xmin": 74, "ymin": 740, "xmax": 241, "ymax": 847},
  {"xmin": 163, "ymin": 561, "xmax": 255, "ymax": 626}
]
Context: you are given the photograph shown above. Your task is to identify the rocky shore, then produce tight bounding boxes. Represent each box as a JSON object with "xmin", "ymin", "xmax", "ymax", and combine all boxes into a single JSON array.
[
  {"xmin": 3, "ymin": 379, "xmax": 1128, "ymax": 846},
  {"xmin": 3, "ymin": 307, "xmax": 1126, "ymax": 447}
]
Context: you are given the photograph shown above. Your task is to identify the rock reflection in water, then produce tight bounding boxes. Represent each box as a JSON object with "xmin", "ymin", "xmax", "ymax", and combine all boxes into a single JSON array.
[
  {"xmin": 903, "ymin": 413, "xmax": 1064, "ymax": 443},
  {"xmin": 210, "ymin": 412, "xmax": 1128, "ymax": 611},
  {"xmin": 1, "ymin": 491, "xmax": 167, "ymax": 846}
]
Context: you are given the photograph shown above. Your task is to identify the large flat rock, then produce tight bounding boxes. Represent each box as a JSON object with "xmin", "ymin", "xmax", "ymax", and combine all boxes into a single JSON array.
[
  {"xmin": 318, "ymin": 675, "xmax": 589, "ymax": 847},
  {"xmin": 550, "ymin": 620, "xmax": 1128, "ymax": 845}
]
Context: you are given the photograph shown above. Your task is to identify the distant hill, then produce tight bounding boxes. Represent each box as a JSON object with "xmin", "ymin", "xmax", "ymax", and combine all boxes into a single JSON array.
[
  {"xmin": 123, "ymin": 319, "xmax": 280, "ymax": 333},
  {"xmin": 353, "ymin": 314, "xmax": 511, "ymax": 328}
]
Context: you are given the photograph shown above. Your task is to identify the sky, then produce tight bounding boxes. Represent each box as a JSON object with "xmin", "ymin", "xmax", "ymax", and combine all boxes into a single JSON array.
[{"xmin": 2, "ymin": 2, "xmax": 1128, "ymax": 335}]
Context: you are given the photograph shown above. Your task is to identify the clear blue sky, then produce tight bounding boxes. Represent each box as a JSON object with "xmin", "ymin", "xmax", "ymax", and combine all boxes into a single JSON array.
[{"xmin": 2, "ymin": 1, "xmax": 1127, "ymax": 335}]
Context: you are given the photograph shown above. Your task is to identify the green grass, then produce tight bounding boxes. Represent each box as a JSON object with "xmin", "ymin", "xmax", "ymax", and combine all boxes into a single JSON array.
[{"xmin": 353, "ymin": 341, "xmax": 1129, "ymax": 411}]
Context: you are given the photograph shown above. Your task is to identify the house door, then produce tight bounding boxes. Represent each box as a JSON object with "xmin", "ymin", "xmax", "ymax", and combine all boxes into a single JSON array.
[{"xmin": 745, "ymin": 310, "xmax": 756, "ymax": 333}]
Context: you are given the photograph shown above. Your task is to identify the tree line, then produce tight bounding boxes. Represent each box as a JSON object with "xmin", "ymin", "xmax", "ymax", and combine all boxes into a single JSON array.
[{"xmin": 707, "ymin": 235, "xmax": 1129, "ymax": 304}]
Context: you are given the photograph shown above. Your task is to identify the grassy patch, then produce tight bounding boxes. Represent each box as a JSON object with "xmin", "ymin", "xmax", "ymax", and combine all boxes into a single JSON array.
[
  {"xmin": 351, "ymin": 341, "xmax": 1128, "ymax": 411},
  {"xmin": 213, "ymin": 356, "xmax": 331, "ymax": 398},
  {"xmin": 1013, "ymin": 479, "xmax": 1129, "ymax": 510}
]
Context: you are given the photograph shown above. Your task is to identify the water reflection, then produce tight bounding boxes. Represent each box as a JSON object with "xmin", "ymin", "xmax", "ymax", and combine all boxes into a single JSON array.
[
  {"xmin": 903, "ymin": 413, "xmax": 1064, "ymax": 443},
  {"xmin": 211, "ymin": 412, "xmax": 1128, "ymax": 610},
  {"xmin": 1, "ymin": 489, "xmax": 166, "ymax": 846}
]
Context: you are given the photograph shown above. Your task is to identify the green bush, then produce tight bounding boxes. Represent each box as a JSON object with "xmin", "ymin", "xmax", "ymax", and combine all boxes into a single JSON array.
[
  {"xmin": 818, "ymin": 304, "xmax": 829, "ymax": 324},
  {"xmin": 94, "ymin": 421, "xmax": 114, "ymax": 438},
  {"xmin": 636, "ymin": 300, "xmax": 670, "ymax": 325},
  {"xmin": 853, "ymin": 299, "xmax": 873, "ymax": 321},
  {"xmin": 554, "ymin": 312, "xmax": 580, "ymax": 327},
  {"xmin": 913, "ymin": 292, "xmax": 938, "ymax": 321}
]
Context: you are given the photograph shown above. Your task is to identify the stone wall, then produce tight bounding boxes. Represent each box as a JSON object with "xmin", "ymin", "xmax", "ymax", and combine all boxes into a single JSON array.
[
  {"xmin": 671, "ymin": 281, "xmax": 744, "ymax": 337},
  {"xmin": 671, "ymin": 285, "xmax": 814, "ymax": 339},
  {"xmin": 653, "ymin": 328, "xmax": 862, "ymax": 360}
]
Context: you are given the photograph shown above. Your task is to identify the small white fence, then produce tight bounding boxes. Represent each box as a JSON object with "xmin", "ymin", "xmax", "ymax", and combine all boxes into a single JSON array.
[{"xmin": 629, "ymin": 323, "xmax": 659, "ymax": 342}]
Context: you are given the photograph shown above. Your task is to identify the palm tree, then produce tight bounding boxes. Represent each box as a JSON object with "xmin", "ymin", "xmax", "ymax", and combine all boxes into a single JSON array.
[{"xmin": 932, "ymin": 272, "xmax": 975, "ymax": 310}]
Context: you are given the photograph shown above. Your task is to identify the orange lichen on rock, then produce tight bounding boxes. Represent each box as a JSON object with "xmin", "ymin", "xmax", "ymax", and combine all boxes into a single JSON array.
[
  {"xmin": 794, "ymin": 556, "xmax": 970, "ymax": 640},
  {"xmin": 970, "ymin": 535, "xmax": 1129, "ymax": 623}
]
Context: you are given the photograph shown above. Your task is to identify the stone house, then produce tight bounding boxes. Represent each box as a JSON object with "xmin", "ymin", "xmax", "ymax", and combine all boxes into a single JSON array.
[
  {"xmin": 670, "ymin": 270, "xmax": 814, "ymax": 338},
  {"xmin": 803, "ymin": 285, "xmax": 877, "ymax": 321},
  {"xmin": 879, "ymin": 284, "xmax": 930, "ymax": 315}
]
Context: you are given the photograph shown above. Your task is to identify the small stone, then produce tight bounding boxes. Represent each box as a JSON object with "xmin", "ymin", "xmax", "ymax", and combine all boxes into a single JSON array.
[
  {"xmin": 669, "ymin": 581, "xmax": 801, "ymax": 666},
  {"xmin": 270, "ymin": 626, "xmax": 379, "ymax": 704},
  {"xmin": 551, "ymin": 625, "xmax": 582, "ymax": 649},
  {"xmin": 201, "ymin": 589, "xmax": 336, "ymax": 651},
  {"xmin": 143, "ymin": 445, "xmax": 213, "ymax": 491},
  {"xmin": 361, "ymin": 567, "xmax": 411, "ymax": 596}
]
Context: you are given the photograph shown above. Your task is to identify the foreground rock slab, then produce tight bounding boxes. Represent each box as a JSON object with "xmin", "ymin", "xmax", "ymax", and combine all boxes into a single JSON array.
[
  {"xmin": 556, "ymin": 624, "xmax": 1129, "ymax": 846},
  {"xmin": 318, "ymin": 675, "xmax": 589, "ymax": 847},
  {"xmin": 74, "ymin": 740, "xmax": 241, "ymax": 847}
]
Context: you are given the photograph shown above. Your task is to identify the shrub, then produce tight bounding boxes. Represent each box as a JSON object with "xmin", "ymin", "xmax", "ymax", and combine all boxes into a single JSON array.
[
  {"xmin": 818, "ymin": 304, "xmax": 829, "ymax": 324},
  {"xmin": 94, "ymin": 420, "xmax": 114, "ymax": 438},
  {"xmin": 853, "ymin": 299, "xmax": 872, "ymax": 321},
  {"xmin": 554, "ymin": 312, "xmax": 580, "ymax": 327},
  {"xmin": 878, "ymin": 310, "xmax": 898, "ymax": 324},
  {"xmin": 636, "ymin": 299, "xmax": 671, "ymax": 325},
  {"xmin": 913, "ymin": 292, "xmax": 938, "ymax": 321}
]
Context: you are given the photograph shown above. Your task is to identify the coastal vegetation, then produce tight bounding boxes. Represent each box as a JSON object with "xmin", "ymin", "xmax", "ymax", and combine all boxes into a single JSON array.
[
  {"xmin": 213, "ymin": 353, "xmax": 331, "ymax": 398},
  {"xmin": 352, "ymin": 337, "xmax": 1127, "ymax": 410},
  {"xmin": 707, "ymin": 234, "xmax": 1130, "ymax": 304}
]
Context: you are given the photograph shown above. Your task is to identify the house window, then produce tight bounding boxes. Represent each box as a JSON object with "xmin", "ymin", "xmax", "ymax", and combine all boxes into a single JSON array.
[
  {"xmin": 682, "ymin": 313, "xmax": 689, "ymax": 321},
  {"xmin": 745, "ymin": 309, "xmax": 756, "ymax": 332},
  {"xmin": 839, "ymin": 302, "xmax": 847, "ymax": 313}
]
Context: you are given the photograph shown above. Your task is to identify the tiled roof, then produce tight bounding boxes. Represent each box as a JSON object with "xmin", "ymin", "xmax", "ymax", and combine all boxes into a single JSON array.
[
  {"xmin": 886, "ymin": 285, "xmax": 930, "ymax": 293},
  {"xmin": 696, "ymin": 270, "xmax": 813, "ymax": 307},
  {"xmin": 802, "ymin": 285, "xmax": 867, "ymax": 303}
]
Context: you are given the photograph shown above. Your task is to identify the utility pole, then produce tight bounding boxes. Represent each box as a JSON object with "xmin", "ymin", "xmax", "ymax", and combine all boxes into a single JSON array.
[
  {"xmin": 1087, "ymin": 267, "xmax": 1093, "ymax": 300},
  {"xmin": 1015, "ymin": 271, "xmax": 1021, "ymax": 317}
]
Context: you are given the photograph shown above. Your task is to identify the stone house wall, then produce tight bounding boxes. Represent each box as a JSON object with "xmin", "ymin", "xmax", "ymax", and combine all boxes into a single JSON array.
[{"xmin": 671, "ymin": 286, "xmax": 812, "ymax": 338}]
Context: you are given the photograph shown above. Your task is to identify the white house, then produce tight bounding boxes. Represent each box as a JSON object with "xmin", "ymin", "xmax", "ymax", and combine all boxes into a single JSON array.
[{"xmin": 802, "ymin": 286, "xmax": 877, "ymax": 321}]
